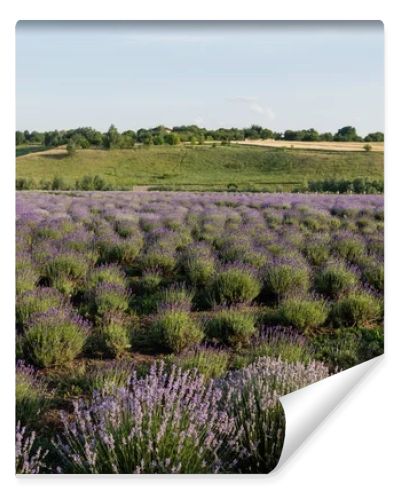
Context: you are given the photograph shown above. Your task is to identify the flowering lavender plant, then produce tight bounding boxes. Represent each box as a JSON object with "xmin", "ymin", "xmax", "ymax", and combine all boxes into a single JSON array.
[
  {"xmin": 55, "ymin": 362, "xmax": 236, "ymax": 473},
  {"xmin": 16, "ymin": 422, "xmax": 48, "ymax": 474}
]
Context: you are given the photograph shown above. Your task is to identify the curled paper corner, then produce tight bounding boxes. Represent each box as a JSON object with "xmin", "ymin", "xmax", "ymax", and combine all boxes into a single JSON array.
[{"xmin": 275, "ymin": 355, "xmax": 383, "ymax": 472}]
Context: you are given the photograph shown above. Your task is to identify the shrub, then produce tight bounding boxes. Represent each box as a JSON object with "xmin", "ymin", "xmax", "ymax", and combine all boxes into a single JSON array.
[
  {"xmin": 361, "ymin": 262, "xmax": 384, "ymax": 292},
  {"xmin": 279, "ymin": 299, "xmax": 328, "ymax": 331},
  {"xmin": 314, "ymin": 264, "xmax": 357, "ymax": 298},
  {"xmin": 89, "ymin": 313, "xmax": 132, "ymax": 358},
  {"xmin": 157, "ymin": 285, "xmax": 194, "ymax": 312},
  {"xmin": 330, "ymin": 292, "xmax": 381, "ymax": 327},
  {"xmin": 16, "ymin": 267, "xmax": 39, "ymax": 296},
  {"xmin": 262, "ymin": 261, "xmax": 309, "ymax": 301},
  {"xmin": 311, "ymin": 327, "xmax": 384, "ymax": 370},
  {"xmin": 42, "ymin": 251, "xmax": 89, "ymax": 293},
  {"xmin": 182, "ymin": 252, "xmax": 215, "ymax": 286},
  {"xmin": 16, "ymin": 361, "xmax": 49, "ymax": 426},
  {"xmin": 232, "ymin": 337, "xmax": 313, "ymax": 369},
  {"xmin": 149, "ymin": 310, "xmax": 204, "ymax": 353},
  {"xmin": 47, "ymin": 359, "xmax": 135, "ymax": 397},
  {"xmin": 91, "ymin": 282, "xmax": 130, "ymax": 317},
  {"xmin": 205, "ymin": 310, "xmax": 256, "ymax": 349},
  {"xmin": 54, "ymin": 363, "xmax": 235, "ymax": 473},
  {"xmin": 302, "ymin": 241, "xmax": 330, "ymax": 266},
  {"xmin": 23, "ymin": 308, "xmax": 89, "ymax": 367},
  {"xmin": 87, "ymin": 264, "xmax": 126, "ymax": 290},
  {"xmin": 139, "ymin": 272, "xmax": 163, "ymax": 291},
  {"xmin": 224, "ymin": 357, "xmax": 329, "ymax": 472},
  {"xmin": 140, "ymin": 248, "xmax": 176, "ymax": 274},
  {"xmin": 16, "ymin": 422, "xmax": 48, "ymax": 474},
  {"xmin": 16, "ymin": 287, "xmax": 64, "ymax": 328},
  {"xmin": 211, "ymin": 265, "xmax": 261, "ymax": 305},
  {"xmin": 166, "ymin": 348, "xmax": 230, "ymax": 379},
  {"xmin": 332, "ymin": 235, "xmax": 365, "ymax": 263},
  {"xmin": 98, "ymin": 235, "xmax": 143, "ymax": 265}
]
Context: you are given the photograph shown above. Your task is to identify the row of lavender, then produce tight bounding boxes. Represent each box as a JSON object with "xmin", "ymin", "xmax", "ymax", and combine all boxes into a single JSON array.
[{"xmin": 16, "ymin": 192, "xmax": 383, "ymax": 473}]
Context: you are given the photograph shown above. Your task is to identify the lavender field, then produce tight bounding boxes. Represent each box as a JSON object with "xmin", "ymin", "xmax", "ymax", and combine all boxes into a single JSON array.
[{"xmin": 15, "ymin": 191, "xmax": 384, "ymax": 473}]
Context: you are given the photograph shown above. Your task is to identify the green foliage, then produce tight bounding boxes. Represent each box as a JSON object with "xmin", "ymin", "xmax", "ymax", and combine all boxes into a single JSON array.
[
  {"xmin": 166, "ymin": 349, "xmax": 230, "ymax": 379},
  {"xmin": 47, "ymin": 359, "xmax": 134, "ymax": 397},
  {"xmin": 361, "ymin": 262, "xmax": 384, "ymax": 292},
  {"xmin": 314, "ymin": 264, "xmax": 357, "ymax": 298},
  {"xmin": 332, "ymin": 237, "xmax": 365, "ymax": 263},
  {"xmin": 148, "ymin": 310, "xmax": 204, "ymax": 353},
  {"xmin": 16, "ymin": 267, "xmax": 39, "ymax": 296},
  {"xmin": 279, "ymin": 299, "xmax": 328, "ymax": 331},
  {"xmin": 311, "ymin": 327, "xmax": 384, "ymax": 370},
  {"xmin": 205, "ymin": 310, "xmax": 256, "ymax": 349},
  {"xmin": 91, "ymin": 283, "xmax": 130, "ymax": 318},
  {"xmin": 89, "ymin": 314, "xmax": 131, "ymax": 358},
  {"xmin": 23, "ymin": 309, "xmax": 88, "ymax": 368},
  {"xmin": 16, "ymin": 365, "xmax": 49, "ymax": 426},
  {"xmin": 262, "ymin": 263, "xmax": 309, "ymax": 301},
  {"xmin": 232, "ymin": 339, "xmax": 313, "ymax": 369},
  {"xmin": 302, "ymin": 241, "xmax": 330, "ymax": 266},
  {"xmin": 334, "ymin": 126, "xmax": 361, "ymax": 142},
  {"xmin": 211, "ymin": 267, "xmax": 261, "ymax": 305},
  {"xmin": 16, "ymin": 288, "xmax": 64, "ymax": 328},
  {"xmin": 330, "ymin": 292, "xmax": 381, "ymax": 327}
]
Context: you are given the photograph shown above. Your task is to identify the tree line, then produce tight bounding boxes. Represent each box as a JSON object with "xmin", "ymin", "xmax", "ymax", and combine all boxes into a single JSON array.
[{"xmin": 16, "ymin": 124, "xmax": 384, "ymax": 151}]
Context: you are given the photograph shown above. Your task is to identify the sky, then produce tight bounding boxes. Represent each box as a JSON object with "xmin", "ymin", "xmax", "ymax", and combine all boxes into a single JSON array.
[{"xmin": 16, "ymin": 21, "xmax": 384, "ymax": 135}]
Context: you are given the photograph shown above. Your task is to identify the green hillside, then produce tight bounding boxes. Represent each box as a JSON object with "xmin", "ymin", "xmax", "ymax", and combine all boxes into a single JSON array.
[{"xmin": 16, "ymin": 144, "xmax": 384, "ymax": 191}]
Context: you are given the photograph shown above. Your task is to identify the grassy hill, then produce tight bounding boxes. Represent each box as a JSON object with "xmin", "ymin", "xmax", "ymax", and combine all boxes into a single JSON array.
[{"xmin": 16, "ymin": 144, "xmax": 384, "ymax": 191}]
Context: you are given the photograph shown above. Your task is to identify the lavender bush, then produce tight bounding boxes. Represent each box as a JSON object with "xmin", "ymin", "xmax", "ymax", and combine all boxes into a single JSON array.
[
  {"xmin": 16, "ymin": 422, "xmax": 48, "ymax": 474},
  {"xmin": 54, "ymin": 362, "xmax": 236, "ymax": 473}
]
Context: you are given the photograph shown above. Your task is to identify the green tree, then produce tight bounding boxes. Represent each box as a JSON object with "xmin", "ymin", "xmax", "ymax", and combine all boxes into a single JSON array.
[
  {"xmin": 16, "ymin": 131, "xmax": 25, "ymax": 145},
  {"xmin": 334, "ymin": 126, "xmax": 361, "ymax": 142},
  {"xmin": 104, "ymin": 124, "xmax": 120, "ymax": 149},
  {"xmin": 364, "ymin": 132, "xmax": 384, "ymax": 142}
]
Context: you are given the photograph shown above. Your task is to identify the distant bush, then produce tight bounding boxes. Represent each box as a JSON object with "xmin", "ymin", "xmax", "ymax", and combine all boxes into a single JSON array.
[
  {"xmin": 16, "ymin": 178, "xmax": 37, "ymax": 190},
  {"xmin": 279, "ymin": 299, "xmax": 328, "ymax": 331},
  {"xmin": 306, "ymin": 178, "xmax": 383, "ymax": 194},
  {"xmin": 205, "ymin": 310, "xmax": 256, "ymax": 349},
  {"xmin": 148, "ymin": 310, "xmax": 204, "ymax": 353},
  {"xmin": 330, "ymin": 292, "xmax": 381, "ymax": 327},
  {"xmin": 75, "ymin": 175, "xmax": 112, "ymax": 191},
  {"xmin": 23, "ymin": 308, "xmax": 89, "ymax": 367},
  {"xmin": 211, "ymin": 265, "xmax": 261, "ymax": 305}
]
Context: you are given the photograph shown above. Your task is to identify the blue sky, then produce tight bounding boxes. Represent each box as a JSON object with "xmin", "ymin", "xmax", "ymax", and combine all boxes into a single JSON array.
[{"xmin": 16, "ymin": 21, "xmax": 384, "ymax": 135}]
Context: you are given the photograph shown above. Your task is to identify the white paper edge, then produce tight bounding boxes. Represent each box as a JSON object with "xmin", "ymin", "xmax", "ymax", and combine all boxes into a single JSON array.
[{"xmin": 275, "ymin": 354, "xmax": 383, "ymax": 471}]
